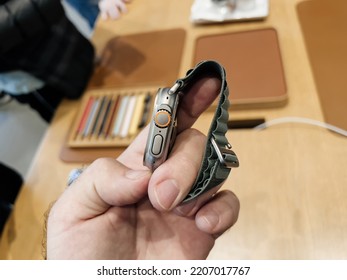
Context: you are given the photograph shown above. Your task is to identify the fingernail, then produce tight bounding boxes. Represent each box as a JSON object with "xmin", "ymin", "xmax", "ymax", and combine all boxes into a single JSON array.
[
  {"xmin": 197, "ymin": 211, "xmax": 219, "ymax": 232},
  {"xmin": 154, "ymin": 179, "xmax": 180, "ymax": 210},
  {"xmin": 125, "ymin": 169, "xmax": 150, "ymax": 180}
]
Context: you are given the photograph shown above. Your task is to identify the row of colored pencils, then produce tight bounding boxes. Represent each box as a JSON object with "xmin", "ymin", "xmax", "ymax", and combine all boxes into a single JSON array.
[{"xmin": 74, "ymin": 92, "xmax": 152, "ymax": 140}]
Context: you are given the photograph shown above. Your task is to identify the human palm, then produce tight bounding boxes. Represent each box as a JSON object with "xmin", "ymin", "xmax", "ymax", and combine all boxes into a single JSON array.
[{"xmin": 51, "ymin": 199, "xmax": 215, "ymax": 259}]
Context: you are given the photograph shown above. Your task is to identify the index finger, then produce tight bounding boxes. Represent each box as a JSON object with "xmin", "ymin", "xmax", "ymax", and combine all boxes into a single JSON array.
[{"xmin": 176, "ymin": 76, "xmax": 221, "ymax": 133}]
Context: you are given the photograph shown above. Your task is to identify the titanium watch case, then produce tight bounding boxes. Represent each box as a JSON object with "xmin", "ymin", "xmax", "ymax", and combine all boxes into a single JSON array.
[{"xmin": 143, "ymin": 85, "xmax": 181, "ymax": 171}]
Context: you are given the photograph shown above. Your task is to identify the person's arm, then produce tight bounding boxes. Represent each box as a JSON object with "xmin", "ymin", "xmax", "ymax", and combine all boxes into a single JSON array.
[{"xmin": 0, "ymin": 0, "xmax": 64, "ymax": 53}]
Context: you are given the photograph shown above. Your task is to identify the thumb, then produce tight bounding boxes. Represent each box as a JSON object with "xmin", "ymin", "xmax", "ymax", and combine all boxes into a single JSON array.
[{"xmin": 52, "ymin": 158, "xmax": 151, "ymax": 222}]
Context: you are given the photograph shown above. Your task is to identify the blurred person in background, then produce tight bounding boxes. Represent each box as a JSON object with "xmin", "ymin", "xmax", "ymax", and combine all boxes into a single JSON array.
[
  {"xmin": 0, "ymin": 0, "xmax": 95, "ymax": 122},
  {"xmin": 65, "ymin": 0, "xmax": 131, "ymax": 29}
]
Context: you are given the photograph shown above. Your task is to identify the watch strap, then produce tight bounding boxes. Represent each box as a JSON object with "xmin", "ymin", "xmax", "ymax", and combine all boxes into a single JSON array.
[{"xmin": 173, "ymin": 60, "xmax": 239, "ymax": 203}]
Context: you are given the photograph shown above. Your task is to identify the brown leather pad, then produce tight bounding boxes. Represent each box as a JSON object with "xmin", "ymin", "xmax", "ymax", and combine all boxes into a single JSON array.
[
  {"xmin": 297, "ymin": 0, "xmax": 347, "ymax": 130},
  {"xmin": 89, "ymin": 28, "xmax": 186, "ymax": 88},
  {"xmin": 193, "ymin": 28, "xmax": 287, "ymax": 109},
  {"xmin": 60, "ymin": 144, "xmax": 123, "ymax": 163}
]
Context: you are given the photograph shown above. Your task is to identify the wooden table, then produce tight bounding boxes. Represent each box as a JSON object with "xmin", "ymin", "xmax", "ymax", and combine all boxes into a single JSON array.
[{"xmin": 1, "ymin": 0, "xmax": 347, "ymax": 259}]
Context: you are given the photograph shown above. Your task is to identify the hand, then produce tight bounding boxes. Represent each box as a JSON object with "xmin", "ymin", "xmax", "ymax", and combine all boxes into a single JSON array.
[
  {"xmin": 98, "ymin": 0, "xmax": 130, "ymax": 20},
  {"xmin": 46, "ymin": 76, "xmax": 240, "ymax": 259}
]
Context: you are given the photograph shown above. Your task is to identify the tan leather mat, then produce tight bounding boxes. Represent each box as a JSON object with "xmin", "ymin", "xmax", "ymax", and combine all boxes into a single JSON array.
[
  {"xmin": 60, "ymin": 143, "xmax": 122, "ymax": 163},
  {"xmin": 89, "ymin": 28, "xmax": 186, "ymax": 88},
  {"xmin": 297, "ymin": 0, "xmax": 347, "ymax": 130},
  {"xmin": 193, "ymin": 28, "xmax": 287, "ymax": 109}
]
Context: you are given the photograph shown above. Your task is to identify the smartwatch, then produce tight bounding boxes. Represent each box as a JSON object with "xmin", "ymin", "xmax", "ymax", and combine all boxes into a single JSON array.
[{"xmin": 143, "ymin": 60, "xmax": 239, "ymax": 203}]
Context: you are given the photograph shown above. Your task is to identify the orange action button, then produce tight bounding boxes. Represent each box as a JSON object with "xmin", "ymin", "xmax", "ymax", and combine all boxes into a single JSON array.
[{"xmin": 154, "ymin": 110, "xmax": 171, "ymax": 128}]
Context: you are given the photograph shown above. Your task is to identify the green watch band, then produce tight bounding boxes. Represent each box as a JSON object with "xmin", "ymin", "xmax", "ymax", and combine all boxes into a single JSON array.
[{"xmin": 172, "ymin": 60, "xmax": 239, "ymax": 203}]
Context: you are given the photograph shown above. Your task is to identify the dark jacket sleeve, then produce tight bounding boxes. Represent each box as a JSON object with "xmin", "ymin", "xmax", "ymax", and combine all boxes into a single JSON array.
[{"xmin": 0, "ymin": 0, "xmax": 65, "ymax": 53}]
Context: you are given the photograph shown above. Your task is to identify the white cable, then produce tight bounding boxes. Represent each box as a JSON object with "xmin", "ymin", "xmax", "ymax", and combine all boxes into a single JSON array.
[{"xmin": 254, "ymin": 116, "xmax": 347, "ymax": 137}]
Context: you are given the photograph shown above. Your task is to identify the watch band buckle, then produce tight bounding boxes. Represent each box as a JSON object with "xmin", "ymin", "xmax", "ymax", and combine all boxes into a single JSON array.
[{"xmin": 211, "ymin": 138, "xmax": 239, "ymax": 168}]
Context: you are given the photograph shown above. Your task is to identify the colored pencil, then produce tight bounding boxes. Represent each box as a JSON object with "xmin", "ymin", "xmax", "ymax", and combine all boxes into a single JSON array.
[{"xmin": 120, "ymin": 95, "xmax": 137, "ymax": 138}]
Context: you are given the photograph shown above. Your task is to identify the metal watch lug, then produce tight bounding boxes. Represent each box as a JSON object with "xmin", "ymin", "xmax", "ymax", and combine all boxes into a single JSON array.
[
  {"xmin": 211, "ymin": 138, "xmax": 239, "ymax": 168},
  {"xmin": 168, "ymin": 82, "xmax": 180, "ymax": 95}
]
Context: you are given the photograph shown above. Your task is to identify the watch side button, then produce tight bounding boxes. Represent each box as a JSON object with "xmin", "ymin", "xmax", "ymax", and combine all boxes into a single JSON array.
[
  {"xmin": 154, "ymin": 110, "xmax": 171, "ymax": 128},
  {"xmin": 151, "ymin": 134, "xmax": 163, "ymax": 155}
]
